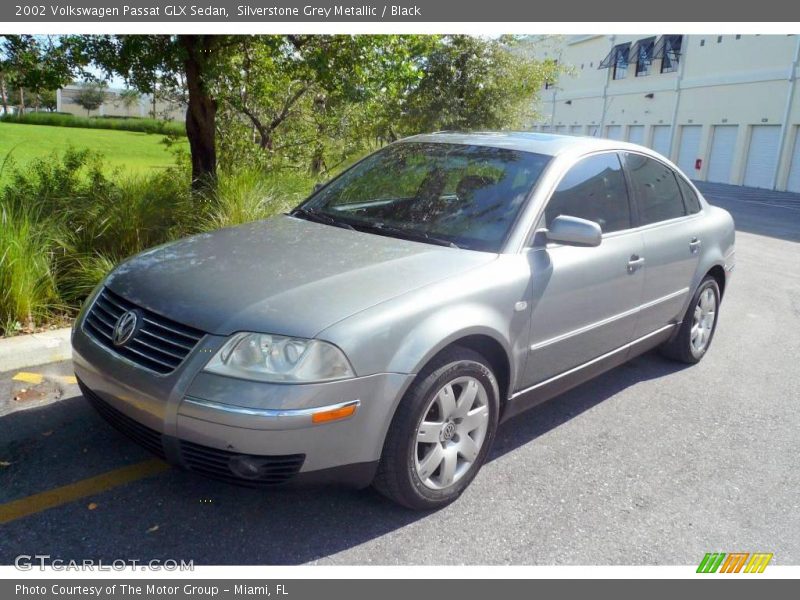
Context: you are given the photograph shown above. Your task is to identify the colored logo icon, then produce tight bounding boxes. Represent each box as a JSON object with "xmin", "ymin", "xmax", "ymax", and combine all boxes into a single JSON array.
[{"xmin": 697, "ymin": 552, "xmax": 773, "ymax": 573}]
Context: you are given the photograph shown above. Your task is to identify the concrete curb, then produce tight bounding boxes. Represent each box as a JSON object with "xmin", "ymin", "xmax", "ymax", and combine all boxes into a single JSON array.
[{"xmin": 0, "ymin": 327, "xmax": 73, "ymax": 373}]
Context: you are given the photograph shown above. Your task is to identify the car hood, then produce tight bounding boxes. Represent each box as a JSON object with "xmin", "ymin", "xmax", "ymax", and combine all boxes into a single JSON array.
[{"xmin": 105, "ymin": 215, "xmax": 496, "ymax": 338}]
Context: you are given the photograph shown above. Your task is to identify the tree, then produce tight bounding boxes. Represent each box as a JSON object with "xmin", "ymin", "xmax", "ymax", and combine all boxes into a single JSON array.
[
  {"xmin": 38, "ymin": 88, "xmax": 57, "ymax": 112},
  {"xmin": 74, "ymin": 34, "xmax": 236, "ymax": 188},
  {"xmin": 71, "ymin": 34, "xmax": 562, "ymax": 188},
  {"xmin": 0, "ymin": 35, "xmax": 85, "ymax": 113},
  {"xmin": 74, "ymin": 82, "xmax": 106, "ymax": 116},
  {"xmin": 218, "ymin": 35, "xmax": 438, "ymax": 173},
  {"xmin": 397, "ymin": 36, "xmax": 562, "ymax": 135},
  {"xmin": 118, "ymin": 87, "xmax": 140, "ymax": 113}
]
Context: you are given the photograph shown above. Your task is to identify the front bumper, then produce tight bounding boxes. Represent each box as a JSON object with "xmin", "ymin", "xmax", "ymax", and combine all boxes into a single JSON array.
[{"xmin": 72, "ymin": 321, "xmax": 414, "ymax": 488}]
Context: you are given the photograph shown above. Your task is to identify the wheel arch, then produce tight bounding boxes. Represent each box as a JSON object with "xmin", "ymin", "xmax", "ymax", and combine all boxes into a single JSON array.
[{"xmin": 706, "ymin": 264, "xmax": 726, "ymax": 298}]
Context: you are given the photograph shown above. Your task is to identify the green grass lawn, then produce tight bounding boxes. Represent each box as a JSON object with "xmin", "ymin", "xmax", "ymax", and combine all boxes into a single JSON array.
[{"xmin": 0, "ymin": 121, "xmax": 186, "ymax": 181}]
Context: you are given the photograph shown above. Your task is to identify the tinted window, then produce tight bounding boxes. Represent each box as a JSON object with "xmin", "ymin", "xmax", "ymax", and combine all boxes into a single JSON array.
[
  {"xmin": 304, "ymin": 143, "xmax": 550, "ymax": 252},
  {"xmin": 625, "ymin": 153, "xmax": 687, "ymax": 224},
  {"xmin": 544, "ymin": 153, "xmax": 631, "ymax": 233},
  {"xmin": 677, "ymin": 176, "xmax": 702, "ymax": 214}
]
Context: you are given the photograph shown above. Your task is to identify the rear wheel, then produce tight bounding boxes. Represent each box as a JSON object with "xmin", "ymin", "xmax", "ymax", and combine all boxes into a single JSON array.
[
  {"xmin": 373, "ymin": 347, "xmax": 500, "ymax": 510},
  {"xmin": 661, "ymin": 276, "xmax": 720, "ymax": 363}
]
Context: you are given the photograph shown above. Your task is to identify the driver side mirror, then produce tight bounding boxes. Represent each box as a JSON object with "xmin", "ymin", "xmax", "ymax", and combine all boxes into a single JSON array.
[{"xmin": 543, "ymin": 215, "xmax": 602, "ymax": 247}]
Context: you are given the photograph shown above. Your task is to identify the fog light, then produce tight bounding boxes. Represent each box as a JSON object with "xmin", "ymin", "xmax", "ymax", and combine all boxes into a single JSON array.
[
  {"xmin": 228, "ymin": 455, "xmax": 270, "ymax": 479},
  {"xmin": 311, "ymin": 400, "xmax": 359, "ymax": 424}
]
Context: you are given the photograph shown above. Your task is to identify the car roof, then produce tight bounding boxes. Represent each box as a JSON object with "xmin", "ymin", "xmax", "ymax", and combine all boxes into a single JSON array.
[{"xmin": 399, "ymin": 131, "xmax": 649, "ymax": 158}]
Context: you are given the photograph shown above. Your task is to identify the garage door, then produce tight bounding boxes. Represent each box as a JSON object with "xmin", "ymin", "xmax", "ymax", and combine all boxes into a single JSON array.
[
  {"xmin": 555, "ymin": 125, "xmax": 568, "ymax": 135},
  {"xmin": 588, "ymin": 125, "xmax": 600, "ymax": 137},
  {"xmin": 788, "ymin": 129, "xmax": 800, "ymax": 193},
  {"xmin": 677, "ymin": 125, "xmax": 702, "ymax": 176},
  {"xmin": 627, "ymin": 125, "xmax": 645, "ymax": 145},
  {"xmin": 606, "ymin": 125, "xmax": 622, "ymax": 140},
  {"xmin": 744, "ymin": 125, "xmax": 781, "ymax": 189},
  {"xmin": 706, "ymin": 125, "xmax": 738, "ymax": 184},
  {"xmin": 651, "ymin": 125, "xmax": 672, "ymax": 158},
  {"xmin": 570, "ymin": 125, "xmax": 583, "ymax": 135}
]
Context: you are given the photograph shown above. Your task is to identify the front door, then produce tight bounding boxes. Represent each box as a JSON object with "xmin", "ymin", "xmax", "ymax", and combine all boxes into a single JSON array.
[{"xmin": 521, "ymin": 152, "xmax": 645, "ymax": 389}]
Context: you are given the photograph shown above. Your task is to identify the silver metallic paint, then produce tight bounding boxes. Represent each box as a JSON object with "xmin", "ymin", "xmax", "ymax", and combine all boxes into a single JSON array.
[{"xmin": 73, "ymin": 132, "xmax": 735, "ymax": 480}]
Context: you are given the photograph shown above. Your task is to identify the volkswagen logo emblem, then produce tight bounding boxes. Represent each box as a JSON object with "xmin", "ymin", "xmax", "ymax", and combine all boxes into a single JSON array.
[
  {"xmin": 112, "ymin": 310, "xmax": 140, "ymax": 347},
  {"xmin": 440, "ymin": 421, "xmax": 457, "ymax": 442}
]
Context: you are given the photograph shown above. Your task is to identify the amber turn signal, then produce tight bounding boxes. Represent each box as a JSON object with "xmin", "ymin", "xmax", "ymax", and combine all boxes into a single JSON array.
[{"xmin": 311, "ymin": 401, "xmax": 359, "ymax": 424}]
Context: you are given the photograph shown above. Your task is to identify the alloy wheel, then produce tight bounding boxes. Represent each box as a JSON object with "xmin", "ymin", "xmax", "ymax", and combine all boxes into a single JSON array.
[
  {"xmin": 690, "ymin": 287, "xmax": 717, "ymax": 355},
  {"xmin": 413, "ymin": 376, "xmax": 490, "ymax": 490}
]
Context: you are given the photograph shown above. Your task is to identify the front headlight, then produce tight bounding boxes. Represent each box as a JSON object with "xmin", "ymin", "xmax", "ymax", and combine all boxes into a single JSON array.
[{"xmin": 203, "ymin": 333, "xmax": 355, "ymax": 383}]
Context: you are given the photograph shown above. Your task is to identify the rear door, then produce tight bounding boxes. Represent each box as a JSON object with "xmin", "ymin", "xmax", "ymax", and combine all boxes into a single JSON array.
[
  {"xmin": 623, "ymin": 152, "xmax": 703, "ymax": 339},
  {"xmin": 521, "ymin": 152, "xmax": 645, "ymax": 388}
]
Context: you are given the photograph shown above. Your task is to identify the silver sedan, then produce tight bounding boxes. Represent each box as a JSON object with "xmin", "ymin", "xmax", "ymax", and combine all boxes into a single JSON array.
[{"xmin": 72, "ymin": 132, "xmax": 735, "ymax": 509}]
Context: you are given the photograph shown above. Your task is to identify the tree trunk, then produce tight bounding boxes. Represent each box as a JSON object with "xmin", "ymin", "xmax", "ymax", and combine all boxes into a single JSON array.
[
  {"xmin": 18, "ymin": 87, "xmax": 25, "ymax": 115},
  {"xmin": 0, "ymin": 74, "xmax": 8, "ymax": 115},
  {"xmin": 180, "ymin": 35, "xmax": 217, "ymax": 189}
]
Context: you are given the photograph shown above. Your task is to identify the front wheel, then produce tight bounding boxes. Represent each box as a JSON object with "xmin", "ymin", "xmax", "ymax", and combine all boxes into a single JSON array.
[
  {"xmin": 373, "ymin": 347, "xmax": 500, "ymax": 510},
  {"xmin": 661, "ymin": 276, "xmax": 721, "ymax": 363}
]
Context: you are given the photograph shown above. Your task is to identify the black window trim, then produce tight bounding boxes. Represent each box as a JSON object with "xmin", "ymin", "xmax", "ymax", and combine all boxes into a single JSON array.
[{"xmin": 621, "ymin": 150, "xmax": 704, "ymax": 229}]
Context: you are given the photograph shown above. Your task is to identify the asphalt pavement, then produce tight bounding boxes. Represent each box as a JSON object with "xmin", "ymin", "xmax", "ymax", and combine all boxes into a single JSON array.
[{"xmin": 0, "ymin": 181, "xmax": 798, "ymax": 565}]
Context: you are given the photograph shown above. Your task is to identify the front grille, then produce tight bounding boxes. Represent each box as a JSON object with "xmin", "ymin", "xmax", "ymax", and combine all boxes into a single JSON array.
[
  {"xmin": 180, "ymin": 440, "xmax": 305, "ymax": 486},
  {"xmin": 81, "ymin": 381, "xmax": 166, "ymax": 460},
  {"xmin": 83, "ymin": 287, "xmax": 205, "ymax": 375}
]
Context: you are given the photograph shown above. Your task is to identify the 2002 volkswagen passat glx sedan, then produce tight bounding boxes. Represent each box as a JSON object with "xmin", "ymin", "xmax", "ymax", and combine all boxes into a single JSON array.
[{"xmin": 74, "ymin": 132, "xmax": 735, "ymax": 509}]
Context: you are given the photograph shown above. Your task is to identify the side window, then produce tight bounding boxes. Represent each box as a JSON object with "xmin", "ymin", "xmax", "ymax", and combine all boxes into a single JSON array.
[
  {"xmin": 545, "ymin": 153, "xmax": 631, "ymax": 234},
  {"xmin": 625, "ymin": 153, "xmax": 687, "ymax": 224},
  {"xmin": 677, "ymin": 176, "xmax": 702, "ymax": 214}
]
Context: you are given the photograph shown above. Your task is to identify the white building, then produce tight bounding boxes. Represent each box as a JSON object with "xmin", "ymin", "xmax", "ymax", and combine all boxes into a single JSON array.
[
  {"xmin": 56, "ymin": 84, "xmax": 185, "ymax": 122},
  {"xmin": 529, "ymin": 34, "xmax": 800, "ymax": 192}
]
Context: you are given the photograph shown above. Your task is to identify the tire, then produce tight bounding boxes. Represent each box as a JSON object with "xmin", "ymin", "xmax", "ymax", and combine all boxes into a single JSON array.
[
  {"xmin": 373, "ymin": 346, "xmax": 500, "ymax": 510},
  {"xmin": 660, "ymin": 276, "xmax": 721, "ymax": 364}
]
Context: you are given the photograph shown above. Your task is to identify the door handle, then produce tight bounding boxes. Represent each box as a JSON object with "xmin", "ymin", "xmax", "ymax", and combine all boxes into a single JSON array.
[
  {"xmin": 627, "ymin": 255, "xmax": 645, "ymax": 273},
  {"xmin": 689, "ymin": 238, "xmax": 702, "ymax": 253}
]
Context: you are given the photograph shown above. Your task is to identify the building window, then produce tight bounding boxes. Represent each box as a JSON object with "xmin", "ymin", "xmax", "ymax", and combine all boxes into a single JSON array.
[
  {"xmin": 657, "ymin": 35, "xmax": 684, "ymax": 74},
  {"xmin": 599, "ymin": 42, "xmax": 631, "ymax": 81},
  {"xmin": 632, "ymin": 37, "xmax": 656, "ymax": 77}
]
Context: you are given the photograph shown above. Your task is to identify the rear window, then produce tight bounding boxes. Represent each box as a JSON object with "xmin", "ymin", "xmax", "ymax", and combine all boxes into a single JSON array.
[
  {"xmin": 625, "ymin": 153, "xmax": 687, "ymax": 224},
  {"xmin": 677, "ymin": 176, "xmax": 702, "ymax": 214}
]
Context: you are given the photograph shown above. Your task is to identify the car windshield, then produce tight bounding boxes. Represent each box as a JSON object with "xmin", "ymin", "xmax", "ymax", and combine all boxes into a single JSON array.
[{"xmin": 296, "ymin": 142, "xmax": 551, "ymax": 252}]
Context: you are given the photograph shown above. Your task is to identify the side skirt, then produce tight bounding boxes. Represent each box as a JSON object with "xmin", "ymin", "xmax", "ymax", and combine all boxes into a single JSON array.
[{"xmin": 500, "ymin": 323, "xmax": 678, "ymax": 423}]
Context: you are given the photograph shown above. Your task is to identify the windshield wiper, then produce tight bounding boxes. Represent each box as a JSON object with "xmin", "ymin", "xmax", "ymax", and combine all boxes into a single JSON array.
[
  {"xmin": 290, "ymin": 207, "xmax": 355, "ymax": 231},
  {"xmin": 354, "ymin": 222, "xmax": 460, "ymax": 249}
]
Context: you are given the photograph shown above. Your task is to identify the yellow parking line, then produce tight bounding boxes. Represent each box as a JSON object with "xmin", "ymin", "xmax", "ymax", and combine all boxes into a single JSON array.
[
  {"xmin": 0, "ymin": 459, "xmax": 170, "ymax": 524},
  {"xmin": 58, "ymin": 375, "xmax": 78, "ymax": 385},
  {"xmin": 12, "ymin": 372, "xmax": 44, "ymax": 385}
]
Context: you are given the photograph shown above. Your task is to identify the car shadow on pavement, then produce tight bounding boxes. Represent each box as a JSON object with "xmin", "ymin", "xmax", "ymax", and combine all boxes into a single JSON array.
[
  {"xmin": 0, "ymin": 350, "xmax": 688, "ymax": 565},
  {"xmin": 490, "ymin": 350, "xmax": 688, "ymax": 463}
]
